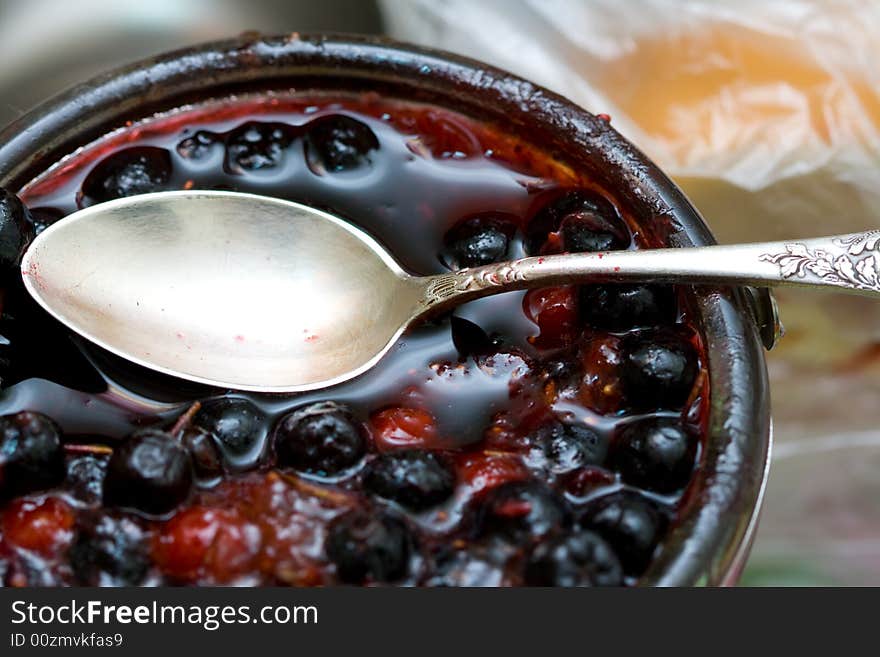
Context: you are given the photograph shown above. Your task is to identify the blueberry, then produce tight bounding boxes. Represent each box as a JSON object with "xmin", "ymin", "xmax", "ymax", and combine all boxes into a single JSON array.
[
  {"xmin": 620, "ymin": 330, "xmax": 699, "ymax": 411},
  {"xmin": 477, "ymin": 480, "xmax": 569, "ymax": 542},
  {"xmin": 363, "ymin": 450, "xmax": 455, "ymax": 511},
  {"xmin": 81, "ymin": 147, "xmax": 172, "ymax": 203},
  {"xmin": 69, "ymin": 513, "xmax": 149, "ymax": 585},
  {"xmin": 102, "ymin": 429, "xmax": 193, "ymax": 515},
  {"xmin": 225, "ymin": 121, "xmax": 294, "ymax": 173},
  {"xmin": 526, "ymin": 190, "xmax": 628, "ymax": 254},
  {"xmin": 610, "ymin": 418, "xmax": 696, "ymax": 493},
  {"xmin": 273, "ymin": 401, "xmax": 365, "ymax": 476},
  {"xmin": 304, "ymin": 115, "xmax": 379, "ymax": 173},
  {"xmin": 529, "ymin": 421, "xmax": 606, "ymax": 474},
  {"xmin": 442, "ymin": 213, "xmax": 516, "ymax": 269},
  {"xmin": 580, "ymin": 284, "xmax": 676, "ymax": 332},
  {"xmin": 66, "ymin": 455, "xmax": 107, "ymax": 505},
  {"xmin": 581, "ymin": 492, "xmax": 665, "ymax": 575},
  {"xmin": 177, "ymin": 130, "xmax": 220, "ymax": 161},
  {"xmin": 525, "ymin": 530, "xmax": 623, "ymax": 586},
  {"xmin": 0, "ymin": 188, "xmax": 34, "ymax": 271},
  {"xmin": 181, "ymin": 426, "xmax": 224, "ymax": 481},
  {"xmin": 0, "ymin": 411, "xmax": 65, "ymax": 499},
  {"xmin": 195, "ymin": 398, "xmax": 266, "ymax": 461},
  {"xmin": 325, "ymin": 510, "xmax": 411, "ymax": 583}
]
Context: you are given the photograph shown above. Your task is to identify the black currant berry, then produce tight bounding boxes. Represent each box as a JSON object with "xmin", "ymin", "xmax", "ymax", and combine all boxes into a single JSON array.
[
  {"xmin": 65, "ymin": 455, "xmax": 107, "ymax": 505},
  {"xmin": 0, "ymin": 188, "xmax": 35, "ymax": 271},
  {"xmin": 610, "ymin": 418, "xmax": 696, "ymax": 493},
  {"xmin": 620, "ymin": 330, "xmax": 698, "ymax": 411},
  {"xmin": 363, "ymin": 450, "xmax": 456, "ymax": 511},
  {"xmin": 581, "ymin": 492, "xmax": 665, "ymax": 575},
  {"xmin": 442, "ymin": 213, "xmax": 516, "ymax": 269},
  {"xmin": 529, "ymin": 421, "xmax": 607, "ymax": 474},
  {"xmin": 477, "ymin": 480, "xmax": 569, "ymax": 543},
  {"xmin": 526, "ymin": 190, "xmax": 629, "ymax": 254},
  {"xmin": 325, "ymin": 510, "xmax": 411, "ymax": 584},
  {"xmin": 0, "ymin": 411, "xmax": 65, "ymax": 499},
  {"xmin": 195, "ymin": 398, "xmax": 267, "ymax": 464},
  {"xmin": 304, "ymin": 114, "xmax": 379, "ymax": 173},
  {"xmin": 181, "ymin": 426, "xmax": 224, "ymax": 481},
  {"xmin": 450, "ymin": 316, "xmax": 496, "ymax": 359},
  {"xmin": 525, "ymin": 530, "xmax": 623, "ymax": 586},
  {"xmin": 274, "ymin": 401, "xmax": 366, "ymax": 476},
  {"xmin": 102, "ymin": 430, "xmax": 193, "ymax": 515},
  {"xmin": 177, "ymin": 130, "xmax": 220, "ymax": 161},
  {"xmin": 81, "ymin": 147, "xmax": 172, "ymax": 203},
  {"xmin": 70, "ymin": 513, "xmax": 150, "ymax": 585},
  {"xmin": 224, "ymin": 122, "xmax": 294, "ymax": 173},
  {"xmin": 580, "ymin": 284, "xmax": 676, "ymax": 332}
]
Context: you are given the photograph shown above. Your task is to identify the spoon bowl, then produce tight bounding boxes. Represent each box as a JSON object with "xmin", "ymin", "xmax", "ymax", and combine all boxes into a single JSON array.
[
  {"xmin": 21, "ymin": 191, "xmax": 425, "ymax": 391},
  {"xmin": 22, "ymin": 190, "xmax": 880, "ymax": 392}
]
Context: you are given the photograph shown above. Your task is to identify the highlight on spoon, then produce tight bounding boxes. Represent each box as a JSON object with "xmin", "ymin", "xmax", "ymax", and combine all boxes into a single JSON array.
[{"xmin": 20, "ymin": 191, "xmax": 424, "ymax": 392}]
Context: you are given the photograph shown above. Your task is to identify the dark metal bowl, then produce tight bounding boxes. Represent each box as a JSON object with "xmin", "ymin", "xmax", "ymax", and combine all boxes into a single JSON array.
[{"xmin": 0, "ymin": 34, "xmax": 771, "ymax": 586}]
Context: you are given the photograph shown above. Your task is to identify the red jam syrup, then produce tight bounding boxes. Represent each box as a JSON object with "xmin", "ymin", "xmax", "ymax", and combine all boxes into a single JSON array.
[{"xmin": 0, "ymin": 94, "xmax": 708, "ymax": 586}]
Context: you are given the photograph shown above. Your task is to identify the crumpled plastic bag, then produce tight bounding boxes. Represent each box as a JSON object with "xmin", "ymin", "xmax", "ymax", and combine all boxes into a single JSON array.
[{"xmin": 382, "ymin": 0, "xmax": 880, "ymax": 241}]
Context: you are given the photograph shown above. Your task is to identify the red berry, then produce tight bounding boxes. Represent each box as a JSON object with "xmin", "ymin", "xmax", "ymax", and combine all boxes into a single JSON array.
[
  {"xmin": 564, "ymin": 466, "xmax": 617, "ymax": 497},
  {"xmin": 577, "ymin": 335, "xmax": 625, "ymax": 414},
  {"xmin": 370, "ymin": 407, "xmax": 439, "ymax": 451},
  {"xmin": 457, "ymin": 453, "xmax": 529, "ymax": 496},
  {"xmin": 152, "ymin": 506, "xmax": 261, "ymax": 583},
  {"xmin": 493, "ymin": 499, "xmax": 534, "ymax": 518},
  {"xmin": 2, "ymin": 497, "xmax": 75, "ymax": 556},
  {"xmin": 524, "ymin": 286, "xmax": 578, "ymax": 349},
  {"xmin": 484, "ymin": 399, "xmax": 555, "ymax": 451},
  {"xmin": 396, "ymin": 108, "xmax": 481, "ymax": 159}
]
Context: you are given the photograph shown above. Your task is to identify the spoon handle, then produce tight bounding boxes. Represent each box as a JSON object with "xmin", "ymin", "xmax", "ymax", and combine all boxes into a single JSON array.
[{"xmin": 419, "ymin": 230, "xmax": 880, "ymax": 312}]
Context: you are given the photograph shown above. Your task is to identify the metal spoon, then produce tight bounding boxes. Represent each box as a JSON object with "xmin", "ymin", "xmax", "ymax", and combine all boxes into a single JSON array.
[{"xmin": 20, "ymin": 190, "xmax": 880, "ymax": 392}]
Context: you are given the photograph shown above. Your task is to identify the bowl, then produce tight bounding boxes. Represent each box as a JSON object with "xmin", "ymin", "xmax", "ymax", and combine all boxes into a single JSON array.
[{"xmin": 0, "ymin": 34, "xmax": 771, "ymax": 585}]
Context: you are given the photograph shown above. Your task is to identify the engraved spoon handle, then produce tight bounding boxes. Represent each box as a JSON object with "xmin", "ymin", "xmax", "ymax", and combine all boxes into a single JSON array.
[{"xmin": 420, "ymin": 230, "xmax": 880, "ymax": 313}]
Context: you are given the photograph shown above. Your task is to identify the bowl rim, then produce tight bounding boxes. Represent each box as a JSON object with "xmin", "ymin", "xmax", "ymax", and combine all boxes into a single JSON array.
[{"xmin": 0, "ymin": 32, "xmax": 771, "ymax": 586}]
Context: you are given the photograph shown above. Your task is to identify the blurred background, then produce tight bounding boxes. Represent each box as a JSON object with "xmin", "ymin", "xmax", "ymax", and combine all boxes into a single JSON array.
[{"xmin": 2, "ymin": 0, "xmax": 879, "ymax": 585}]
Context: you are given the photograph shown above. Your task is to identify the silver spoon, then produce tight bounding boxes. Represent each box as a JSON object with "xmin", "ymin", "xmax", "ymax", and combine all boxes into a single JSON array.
[{"xmin": 20, "ymin": 190, "xmax": 880, "ymax": 392}]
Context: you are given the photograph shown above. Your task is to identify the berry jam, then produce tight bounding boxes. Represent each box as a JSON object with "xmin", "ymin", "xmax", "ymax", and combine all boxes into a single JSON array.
[{"xmin": 0, "ymin": 94, "xmax": 708, "ymax": 586}]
